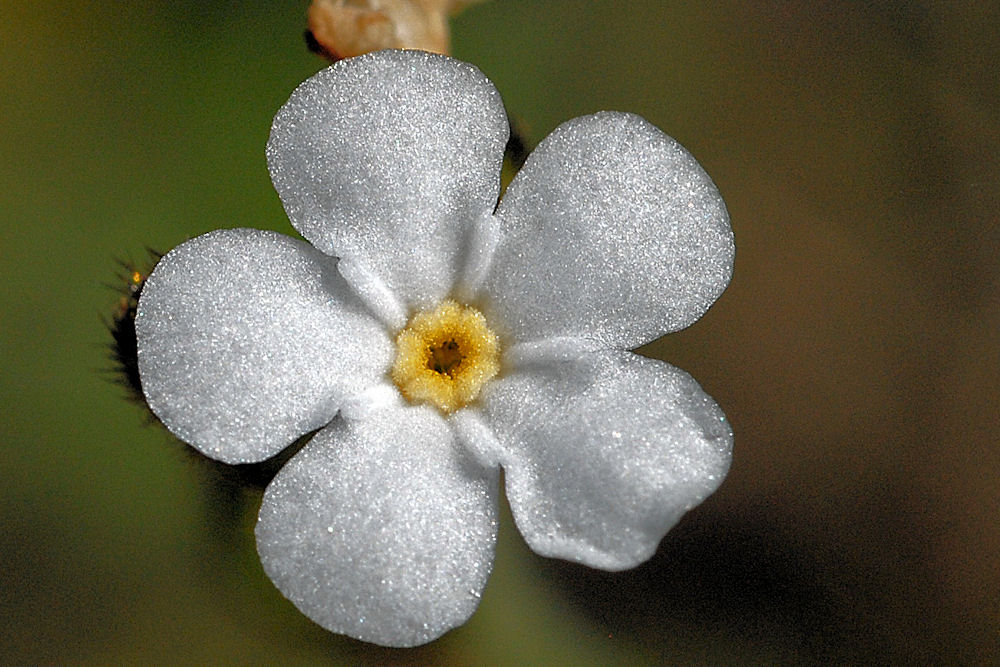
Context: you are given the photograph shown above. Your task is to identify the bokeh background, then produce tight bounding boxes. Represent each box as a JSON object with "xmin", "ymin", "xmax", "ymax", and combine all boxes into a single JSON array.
[{"xmin": 2, "ymin": 1, "xmax": 998, "ymax": 663}]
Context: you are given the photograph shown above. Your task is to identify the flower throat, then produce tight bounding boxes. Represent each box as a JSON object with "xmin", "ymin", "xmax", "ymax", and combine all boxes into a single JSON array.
[{"xmin": 391, "ymin": 300, "xmax": 499, "ymax": 413}]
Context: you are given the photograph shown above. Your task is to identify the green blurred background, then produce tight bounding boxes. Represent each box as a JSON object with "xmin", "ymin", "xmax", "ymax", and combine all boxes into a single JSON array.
[{"xmin": 2, "ymin": 1, "xmax": 998, "ymax": 663}]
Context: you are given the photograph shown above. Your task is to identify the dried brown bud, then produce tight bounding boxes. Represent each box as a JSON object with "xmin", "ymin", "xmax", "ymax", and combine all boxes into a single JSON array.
[{"xmin": 307, "ymin": 0, "xmax": 486, "ymax": 60}]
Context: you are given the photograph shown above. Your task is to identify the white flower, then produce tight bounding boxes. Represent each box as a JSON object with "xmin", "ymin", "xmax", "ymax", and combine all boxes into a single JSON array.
[{"xmin": 135, "ymin": 50, "xmax": 735, "ymax": 647}]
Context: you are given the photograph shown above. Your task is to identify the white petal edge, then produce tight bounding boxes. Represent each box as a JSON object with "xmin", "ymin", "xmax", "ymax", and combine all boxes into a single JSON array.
[
  {"xmin": 135, "ymin": 228, "xmax": 392, "ymax": 464},
  {"xmin": 267, "ymin": 50, "xmax": 509, "ymax": 311},
  {"xmin": 256, "ymin": 406, "xmax": 498, "ymax": 647},
  {"xmin": 484, "ymin": 112, "xmax": 734, "ymax": 349},
  {"xmin": 483, "ymin": 349, "xmax": 732, "ymax": 570}
]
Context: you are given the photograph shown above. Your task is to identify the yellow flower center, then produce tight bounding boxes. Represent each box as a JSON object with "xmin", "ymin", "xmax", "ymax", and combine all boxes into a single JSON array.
[{"xmin": 391, "ymin": 300, "xmax": 500, "ymax": 413}]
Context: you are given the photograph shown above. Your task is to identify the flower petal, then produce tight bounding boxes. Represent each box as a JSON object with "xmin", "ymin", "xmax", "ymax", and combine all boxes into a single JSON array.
[
  {"xmin": 267, "ymin": 50, "xmax": 509, "ymax": 310},
  {"xmin": 483, "ymin": 349, "xmax": 732, "ymax": 570},
  {"xmin": 255, "ymin": 405, "xmax": 498, "ymax": 647},
  {"xmin": 484, "ymin": 112, "xmax": 734, "ymax": 349},
  {"xmin": 136, "ymin": 228, "xmax": 392, "ymax": 464}
]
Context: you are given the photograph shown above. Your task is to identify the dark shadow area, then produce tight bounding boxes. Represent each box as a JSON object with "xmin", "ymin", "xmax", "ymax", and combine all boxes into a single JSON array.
[
  {"xmin": 537, "ymin": 493, "xmax": 960, "ymax": 663},
  {"xmin": 0, "ymin": 510, "xmax": 123, "ymax": 663}
]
